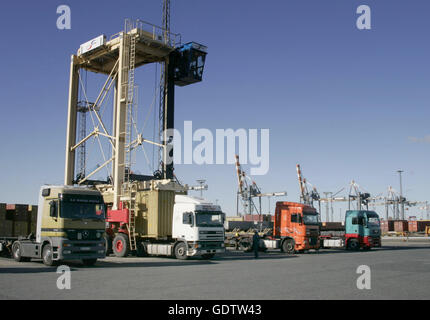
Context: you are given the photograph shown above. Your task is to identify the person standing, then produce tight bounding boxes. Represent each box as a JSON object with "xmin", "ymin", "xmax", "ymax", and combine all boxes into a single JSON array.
[{"xmin": 252, "ymin": 231, "xmax": 260, "ymax": 259}]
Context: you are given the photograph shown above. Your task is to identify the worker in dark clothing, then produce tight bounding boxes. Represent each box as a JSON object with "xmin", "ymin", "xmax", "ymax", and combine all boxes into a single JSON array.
[{"xmin": 252, "ymin": 231, "xmax": 260, "ymax": 259}]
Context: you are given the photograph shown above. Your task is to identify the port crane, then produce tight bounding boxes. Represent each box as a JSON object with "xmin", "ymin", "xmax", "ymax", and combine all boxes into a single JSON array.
[
  {"xmin": 235, "ymin": 155, "xmax": 286, "ymax": 220},
  {"xmin": 63, "ymin": 1, "xmax": 209, "ymax": 252}
]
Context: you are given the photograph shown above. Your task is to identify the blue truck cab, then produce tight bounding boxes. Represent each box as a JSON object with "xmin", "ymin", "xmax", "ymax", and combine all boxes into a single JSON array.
[{"xmin": 345, "ymin": 210, "xmax": 381, "ymax": 250}]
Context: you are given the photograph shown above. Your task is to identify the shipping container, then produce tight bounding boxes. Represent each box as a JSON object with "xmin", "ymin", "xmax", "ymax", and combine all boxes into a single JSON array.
[
  {"xmin": 408, "ymin": 221, "xmax": 418, "ymax": 233},
  {"xmin": 0, "ymin": 203, "xmax": 6, "ymax": 221},
  {"xmin": 135, "ymin": 189, "xmax": 176, "ymax": 239},
  {"xmin": 28, "ymin": 205, "xmax": 38, "ymax": 223},
  {"xmin": 321, "ymin": 222, "xmax": 344, "ymax": 231},
  {"xmin": 417, "ymin": 221, "xmax": 430, "ymax": 232},
  {"xmin": 380, "ymin": 220, "xmax": 395, "ymax": 232},
  {"xmin": 394, "ymin": 220, "xmax": 408, "ymax": 232},
  {"xmin": 13, "ymin": 221, "xmax": 28, "ymax": 237},
  {"xmin": 7, "ymin": 204, "xmax": 30, "ymax": 222},
  {"xmin": 0, "ymin": 220, "xmax": 13, "ymax": 237}
]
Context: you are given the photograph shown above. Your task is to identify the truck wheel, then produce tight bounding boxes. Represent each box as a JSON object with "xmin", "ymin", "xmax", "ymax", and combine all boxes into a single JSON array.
[
  {"xmin": 113, "ymin": 234, "xmax": 130, "ymax": 257},
  {"xmin": 282, "ymin": 239, "xmax": 295, "ymax": 254},
  {"xmin": 12, "ymin": 242, "xmax": 30, "ymax": 262},
  {"xmin": 82, "ymin": 259, "xmax": 97, "ymax": 266},
  {"xmin": 104, "ymin": 235, "xmax": 113, "ymax": 256},
  {"xmin": 42, "ymin": 244, "xmax": 55, "ymax": 266},
  {"xmin": 174, "ymin": 242, "xmax": 188, "ymax": 260},
  {"xmin": 347, "ymin": 239, "xmax": 360, "ymax": 251},
  {"xmin": 239, "ymin": 240, "xmax": 252, "ymax": 252},
  {"xmin": 201, "ymin": 254, "xmax": 215, "ymax": 260}
]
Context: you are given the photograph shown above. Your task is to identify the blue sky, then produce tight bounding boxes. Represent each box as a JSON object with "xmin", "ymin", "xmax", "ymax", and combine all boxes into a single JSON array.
[{"xmin": 0, "ymin": 0, "xmax": 429, "ymax": 220}]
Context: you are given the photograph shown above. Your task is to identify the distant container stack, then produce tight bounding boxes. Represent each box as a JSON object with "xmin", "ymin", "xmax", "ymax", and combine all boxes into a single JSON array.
[
  {"xmin": 0, "ymin": 203, "xmax": 13, "ymax": 237},
  {"xmin": 394, "ymin": 220, "xmax": 409, "ymax": 233},
  {"xmin": 242, "ymin": 214, "xmax": 273, "ymax": 222},
  {"xmin": 380, "ymin": 220, "xmax": 395, "ymax": 233},
  {"xmin": 0, "ymin": 204, "xmax": 38, "ymax": 237},
  {"xmin": 225, "ymin": 215, "xmax": 274, "ymax": 231},
  {"xmin": 320, "ymin": 222, "xmax": 344, "ymax": 231},
  {"xmin": 408, "ymin": 220, "xmax": 430, "ymax": 233}
]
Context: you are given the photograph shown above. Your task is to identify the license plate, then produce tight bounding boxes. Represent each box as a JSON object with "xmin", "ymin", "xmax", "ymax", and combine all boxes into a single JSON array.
[{"xmin": 81, "ymin": 247, "xmax": 90, "ymax": 251}]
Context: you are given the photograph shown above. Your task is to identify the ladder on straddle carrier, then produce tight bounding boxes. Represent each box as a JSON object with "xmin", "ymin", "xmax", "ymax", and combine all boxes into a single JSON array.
[
  {"xmin": 126, "ymin": 184, "xmax": 137, "ymax": 252},
  {"xmin": 125, "ymin": 20, "xmax": 137, "ymax": 185},
  {"xmin": 124, "ymin": 20, "xmax": 138, "ymax": 252}
]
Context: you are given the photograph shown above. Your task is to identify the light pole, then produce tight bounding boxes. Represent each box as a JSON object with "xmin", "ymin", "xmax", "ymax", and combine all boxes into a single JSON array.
[
  {"xmin": 397, "ymin": 170, "xmax": 404, "ymax": 220},
  {"xmin": 323, "ymin": 192, "xmax": 332, "ymax": 222},
  {"xmin": 196, "ymin": 179, "xmax": 206, "ymax": 198}
]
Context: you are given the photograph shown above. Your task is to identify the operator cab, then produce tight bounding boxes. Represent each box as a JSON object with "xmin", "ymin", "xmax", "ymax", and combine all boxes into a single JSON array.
[{"xmin": 174, "ymin": 42, "xmax": 207, "ymax": 86}]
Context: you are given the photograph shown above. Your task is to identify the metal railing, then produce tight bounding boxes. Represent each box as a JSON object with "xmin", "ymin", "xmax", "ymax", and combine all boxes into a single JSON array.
[
  {"xmin": 109, "ymin": 19, "xmax": 182, "ymax": 48},
  {"xmin": 135, "ymin": 19, "xmax": 181, "ymax": 48}
]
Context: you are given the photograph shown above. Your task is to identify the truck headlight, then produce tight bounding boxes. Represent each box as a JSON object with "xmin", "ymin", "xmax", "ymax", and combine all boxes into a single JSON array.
[{"xmin": 96, "ymin": 232, "xmax": 101, "ymax": 239}]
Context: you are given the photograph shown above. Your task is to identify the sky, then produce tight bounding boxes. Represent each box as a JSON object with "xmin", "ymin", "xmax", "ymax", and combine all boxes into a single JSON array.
[{"xmin": 0, "ymin": 0, "xmax": 429, "ymax": 220}]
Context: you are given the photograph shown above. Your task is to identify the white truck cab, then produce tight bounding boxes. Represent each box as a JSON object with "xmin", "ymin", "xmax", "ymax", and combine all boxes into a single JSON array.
[{"xmin": 172, "ymin": 195, "xmax": 225, "ymax": 259}]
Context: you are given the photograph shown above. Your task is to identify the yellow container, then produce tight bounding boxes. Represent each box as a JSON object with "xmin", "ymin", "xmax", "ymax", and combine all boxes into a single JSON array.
[{"xmin": 135, "ymin": 189, "xmax": 175, "ymax": 239}]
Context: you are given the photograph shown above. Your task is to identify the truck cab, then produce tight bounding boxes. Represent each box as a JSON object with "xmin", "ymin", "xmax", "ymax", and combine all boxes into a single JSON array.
[
  {"xmin": 345, "ymin": 210, "xmax": 381, "ymax": 250},
  {"xmin": 273, "ymin": 202, "xmax": 321, "ymax": 253},
  {"xmin": 12, "ymin": 186, "xmax": 106, "ymax": 266},
  {"xmin": 173, "ymin": 195, "xmax": 225, "ymax": 259}
]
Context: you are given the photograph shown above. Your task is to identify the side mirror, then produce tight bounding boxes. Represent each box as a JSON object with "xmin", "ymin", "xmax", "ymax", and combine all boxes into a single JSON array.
[{"xmin": 49, "ymin": 201, "xmax": 57, "ymax": 218}]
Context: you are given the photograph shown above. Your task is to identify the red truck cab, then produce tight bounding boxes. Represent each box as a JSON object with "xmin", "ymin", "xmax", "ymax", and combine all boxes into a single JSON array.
[{"xmin": 273, "ymin": 202, "xmax": 320, "ymax": 252}]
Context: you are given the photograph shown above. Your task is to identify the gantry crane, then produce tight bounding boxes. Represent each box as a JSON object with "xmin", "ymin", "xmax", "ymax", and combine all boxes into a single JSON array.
[
  {"xmin": 64, "ymin": 15, "xmax": 207, "ymax": 208},
  {"xmin": 235, "ymin": 155, "xmax": 286, "ymax": 219},
  {"xmin": 296, "ymin": 164, "xmax": 321, "ymax": 207}
]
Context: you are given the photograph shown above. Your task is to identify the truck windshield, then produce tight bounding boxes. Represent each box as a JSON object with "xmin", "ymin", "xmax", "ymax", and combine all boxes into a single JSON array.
[
  {"xmin": 195, "ymin": 211, "xmax": 223, "ymax": 227},
  {"xmin": 367, "ymin": 217, "xmax": 380, "ymax": 226},
  {"xmin": 303, "ymin": 213, "xmax": 319, "ymax": 225},
  {"xmin": 60, "ymin": 194, "xmax": 105, "ymax": 220}
]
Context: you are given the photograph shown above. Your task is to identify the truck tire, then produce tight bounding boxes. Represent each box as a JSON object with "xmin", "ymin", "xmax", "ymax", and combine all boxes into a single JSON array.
[
  {"xmin": 239, "ymin": 239, "xmax": 252, "ymax": 252},
  {"xmin": 104, "ymin": 235, "xmax": 113, "ymax": 256},
  {"xmin": 282, "ymin": 239, "xmax": 295, "ymax": 254},
  {"xmin": 12, "ymin": 242, "xmax": 30, "ymax": 262},
  {"xmin": 201, "ymin": 254, "xmax": 215, "ymax": 260},
  {"xmin": 113, "ymin": 234, "xmax": 130, "ymax": 257},
  {"xmin": 42, "ymin": 244, "xmax": 55, "ymax": 266},
  {"xmin": 174, "ymin": 242, "xmax": 188, "ymax": 260},
  {"xmin": 82, "ymin": 259, "xmax": 97, "ymax": 266},
  {"xmin": 347, "ymin": 239, "xmax": 360, "ymax": 251}
]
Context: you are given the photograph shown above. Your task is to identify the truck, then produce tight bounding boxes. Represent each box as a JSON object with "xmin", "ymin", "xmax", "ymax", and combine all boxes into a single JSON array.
[
  {"xmin": 321, "ymin": 210, "xmax": 382, "ymax": 250},
  {"xmin": 100, "ymin": 179, "xmax": 225, "ymax": 260},
  {"xmin": 225, "ymin": 201, "xmax": 321, "ymax": 254},
  {"xmin": 0, "ymin": 186, "xmax": 106, "ymax": 266}
]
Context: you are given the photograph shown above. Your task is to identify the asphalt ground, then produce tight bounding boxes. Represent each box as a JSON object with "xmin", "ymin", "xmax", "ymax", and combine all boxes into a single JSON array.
[{"xmin": 0, "ymin": 240, "xmax": 429, "ymax": 300}]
